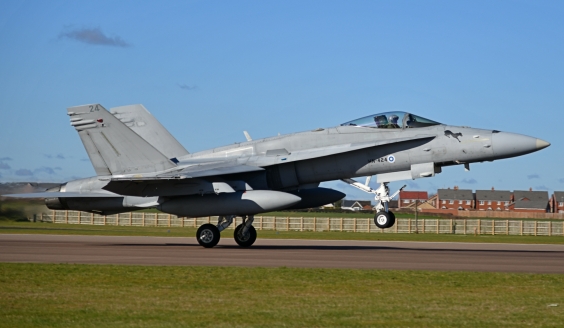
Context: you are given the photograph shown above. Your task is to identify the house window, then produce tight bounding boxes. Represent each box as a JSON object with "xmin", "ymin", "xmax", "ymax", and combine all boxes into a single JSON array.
[
  {"xmin": 560, "ymin": 202, "xmax": 564, "ymax": 207},
  {"xmin": 480, "ymin": 201, "xmax": 484, "ymax": 205},
  {"xmin": 403, "ymin": 200, "xmax": 409, "ymax": 203},
  {"xmin": 458, "ymin": 200, "xmax": 462, "ymax": 204},
  {"xmin": 487, "ymin": 201, "xmax": 491, "ymax": 205},
  {"xmin": 466, "ymin": 200, "xmax": 471, "ymax": 205},
  {"xmin": 449, "ymin": 200, "xmax": 454, "ymax": 204},
  {"xmin": 442, "ymin": 200, "xmax": 446, "ymax": 204},
  {"xmin": 505, "ymin": 201, "xmax": 509, "ymax": 205},
  {"xmin": 497, "ymin": 201, "xmax": 501, "ymax": 205}
]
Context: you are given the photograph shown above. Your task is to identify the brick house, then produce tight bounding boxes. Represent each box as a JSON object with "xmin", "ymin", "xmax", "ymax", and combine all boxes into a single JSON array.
[
  {"xmin": 475, "ymin": 188, "xmax": 511, "ymax": 211},
  {"xmin": 437, "ymin": 187, "xmax": 474, "ymax": 210},
  {"xmin": 398, "ymin": 191, "xmax": 429, "ymax": 208},
  {"xmin": 509, "ymin": 190, "xmax": 549, "ymax": 213},
  {"xmin": 550, "ymin": 192, "xmax": 564, "ymax": 213}
]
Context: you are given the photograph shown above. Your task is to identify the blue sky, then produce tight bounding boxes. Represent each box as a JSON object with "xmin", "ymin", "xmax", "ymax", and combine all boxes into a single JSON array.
[{"xmin": 0, "ymin": 0, "xmax": 563, "ymax": 200}]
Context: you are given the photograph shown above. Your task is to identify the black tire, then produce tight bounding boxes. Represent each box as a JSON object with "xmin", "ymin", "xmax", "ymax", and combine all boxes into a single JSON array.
[
  {"xmin": 374, "ymin": 211, "xmax": 392, "ymax": 229},
  {"xmin": 388, "ymin": 211, "xmax": 396, "ymax": 228},
  {"xmin": 234, "ymin": 224, "xmax": 257, "ymax": 247},
  {"xmin": 196, "ymin": 224, "xmax": 220, "ymax": 248}
]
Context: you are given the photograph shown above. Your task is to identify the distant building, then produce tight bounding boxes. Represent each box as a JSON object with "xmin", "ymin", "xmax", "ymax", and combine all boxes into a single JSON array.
[
  {"xmin": 475, "ymin": 188, "xmax": 511, "ymax": 211},
  {"xmin": 388, "ymin": 200, "xmax": 399, "ymax": 209},
  {"xmin": 437, "ymin": 187, "xmax": 473, "ymax": 210},
  {"xmin": 551, "ymin": 192, "xmax": 564, "ymax": 213},
  {"xmin": 509, "ymin": 189, "xmax": 549, "ymax": 213},
  {"xmin": 398, "ymin": 191, "xmax": 428, "ymax": 208},
  {"xmin": 341, "ymin": 200, "xmax": 372, "ymax": 211}
]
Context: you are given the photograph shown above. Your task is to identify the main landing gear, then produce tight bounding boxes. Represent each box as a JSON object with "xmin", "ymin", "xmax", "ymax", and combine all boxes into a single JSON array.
[
  {"xmin": 340, "ymin": 177, "xmax": 405, "ymax": 230},
  {"xmin": 196, "ymin": 215, "xmax": 257, "ymax": 248}
]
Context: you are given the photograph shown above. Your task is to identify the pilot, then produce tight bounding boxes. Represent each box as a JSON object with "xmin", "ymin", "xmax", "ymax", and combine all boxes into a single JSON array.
[
  {"xmin": 388, "ymin": 115, "xmax": 400, "ymax": 128},
  {"xmin": 374, "ymin": 115, "xmax": 388, "ymax": 128}
]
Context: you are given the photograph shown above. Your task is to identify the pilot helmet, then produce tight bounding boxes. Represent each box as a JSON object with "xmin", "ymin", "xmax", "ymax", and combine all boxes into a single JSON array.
[{"xmin": 389, "ymin": 115, "xmax": 399, "ymax": 123}]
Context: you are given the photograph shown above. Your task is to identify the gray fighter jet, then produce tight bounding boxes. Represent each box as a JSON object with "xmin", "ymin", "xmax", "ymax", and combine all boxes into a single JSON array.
[{"xmin": 8, "ymin": 104, "xmax": 550, "ymax": 248}]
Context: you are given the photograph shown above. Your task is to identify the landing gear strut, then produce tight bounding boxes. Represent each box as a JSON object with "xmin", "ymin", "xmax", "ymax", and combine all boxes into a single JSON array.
[{"xmin": 341, "ymin": 178, "xmax": 405, "ymax": 229}]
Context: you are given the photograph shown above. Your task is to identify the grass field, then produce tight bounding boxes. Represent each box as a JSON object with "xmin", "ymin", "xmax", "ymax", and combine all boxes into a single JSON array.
[
  {"xmin": 2, "ymin": 203, "xmax": 564, "ymax": 327},
  {"xmin": 1, "ymin": 263, "xmax": 563, "ymax": 328},
  {"xmin": 1, "ymin": 220, "xmax": 564, "ymax": 244}
]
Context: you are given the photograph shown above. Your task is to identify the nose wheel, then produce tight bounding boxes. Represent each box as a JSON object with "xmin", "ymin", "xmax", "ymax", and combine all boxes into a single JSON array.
[{"xmin": 374, "ymin": 211, "xmax": 396, "ymax": 229}]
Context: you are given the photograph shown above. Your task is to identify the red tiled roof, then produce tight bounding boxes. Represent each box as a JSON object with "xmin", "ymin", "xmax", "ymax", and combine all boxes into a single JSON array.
[{"xmin": 399, "ymin": 191, "xmax": 428, "ymax": 200}]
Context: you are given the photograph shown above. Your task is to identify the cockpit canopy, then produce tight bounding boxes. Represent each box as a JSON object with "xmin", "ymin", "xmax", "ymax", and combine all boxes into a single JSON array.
[{"xmin": 341, "ymin": 111, "xmax": 441, "ymax": 129}]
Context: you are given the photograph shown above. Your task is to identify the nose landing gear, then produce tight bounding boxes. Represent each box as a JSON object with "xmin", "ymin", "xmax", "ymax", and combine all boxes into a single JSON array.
[{"xmin": 341, "ymin": 177, "xmax": 405, "ymax": 229}]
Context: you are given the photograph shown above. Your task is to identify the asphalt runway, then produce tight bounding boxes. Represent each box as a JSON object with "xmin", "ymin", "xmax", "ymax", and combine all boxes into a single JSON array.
[{"xmin": 1, "ymin": 234, "xmax": 564, "ymax": 273}]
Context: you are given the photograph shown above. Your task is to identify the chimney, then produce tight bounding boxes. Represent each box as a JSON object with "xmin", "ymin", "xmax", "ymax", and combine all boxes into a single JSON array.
[
  {"xmin": 454, "ymin": 186, "xmax": 459, "ymax": 190},
  {"xmin": 529, "ymin": 187, "xmax": 533, "ymax": 191},
  {"xmin": 491, "ymin": 187, "xmax": 495, "ymax": 191}
]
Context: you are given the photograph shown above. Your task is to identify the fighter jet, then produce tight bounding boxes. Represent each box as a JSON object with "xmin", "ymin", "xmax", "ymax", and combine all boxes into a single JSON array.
[{"xmin": 7, "ymin": 104, "xmax": 550, "ymax": 248}]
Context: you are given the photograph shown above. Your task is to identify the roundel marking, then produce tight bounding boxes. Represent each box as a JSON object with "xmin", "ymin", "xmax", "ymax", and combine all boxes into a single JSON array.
[{"xmin": 388, "ymin": 155, "xmax": 396, "ymax": 163}]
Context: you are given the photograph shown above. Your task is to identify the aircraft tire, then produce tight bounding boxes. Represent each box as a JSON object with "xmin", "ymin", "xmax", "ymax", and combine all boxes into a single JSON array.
[
  {"xmin": 197, "ymin": 224, "xmax": 221, "ymax": 248},
  {"xmin": 374, "ymin": 212, "xmax": 392, "ymax": 229},
  {"xmin": 234, "ymin": 224, "xmax": 257, "ymax": 247},
  {"xmin": 388, "ymin": 211, "xmax": 396, "ymax": 228}
]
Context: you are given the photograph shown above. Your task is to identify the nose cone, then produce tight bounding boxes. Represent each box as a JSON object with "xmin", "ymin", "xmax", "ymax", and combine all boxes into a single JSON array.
[
  {"xmin": 492, "ymin": 132, "xmax": 550, "ymax": 160},
  {"xmin": 536, "ymin": 139, "xmax": 551, "ymax": 150}
]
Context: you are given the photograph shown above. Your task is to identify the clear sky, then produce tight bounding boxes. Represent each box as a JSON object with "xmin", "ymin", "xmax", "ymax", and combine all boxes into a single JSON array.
[{"xmin": 0, "ymin": 0, "xmax": 562, "ymax": 201}]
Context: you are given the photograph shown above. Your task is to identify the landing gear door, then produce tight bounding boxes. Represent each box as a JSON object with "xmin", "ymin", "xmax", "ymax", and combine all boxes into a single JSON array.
[{"xmin": 411, "ymin": 162, "xmax": 436, "ymax": 179}]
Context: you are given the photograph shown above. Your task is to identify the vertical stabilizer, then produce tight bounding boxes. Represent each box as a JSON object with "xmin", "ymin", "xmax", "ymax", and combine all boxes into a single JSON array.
[
  {"xmin": 110, "ymin": 104, "xmax": 189, "ymax": 161},
  {"xmin": 67, "ymin": 104, "xmax": 176, "ymax": 176}
]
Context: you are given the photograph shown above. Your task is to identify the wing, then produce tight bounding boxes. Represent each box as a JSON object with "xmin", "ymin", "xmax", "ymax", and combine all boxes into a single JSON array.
[
  {"xmin": 102, "ymin": 160, "xmax": 264, "ymax": 197},
  {"xmin": 3, "ymin": 192, "xmax": 122, "ymax": 198}
]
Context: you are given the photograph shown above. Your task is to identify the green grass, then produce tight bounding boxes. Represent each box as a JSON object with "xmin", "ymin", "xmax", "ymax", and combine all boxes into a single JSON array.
[
  {"xmin": 1, "ymin": 221, "xmax": 564, "ymax": 244},
  {"xmin": 0, "ymin": 263, "xmax": 563, "ymax": 327}
]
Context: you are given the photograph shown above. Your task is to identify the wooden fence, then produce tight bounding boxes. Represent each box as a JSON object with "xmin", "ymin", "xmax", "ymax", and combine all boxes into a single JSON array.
[
  {"xmin": 456, "ymin": 210, "xmax": 564, "ymax": 219},
  {"xmin": 34, "ymin": 210, "xmax": 564, "ymax": 237}
]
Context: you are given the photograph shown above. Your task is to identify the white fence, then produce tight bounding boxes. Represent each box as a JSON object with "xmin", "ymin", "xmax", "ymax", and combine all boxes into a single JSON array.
[{"xmin": 35, "ymin": 210, "xmax": 564, "ymax": 237}]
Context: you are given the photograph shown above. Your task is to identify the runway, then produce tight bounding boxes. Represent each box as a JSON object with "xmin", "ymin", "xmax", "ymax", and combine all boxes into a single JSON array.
[{"xmin": 1, "ymin": 234, "xmax": 564, "ymax": 273}]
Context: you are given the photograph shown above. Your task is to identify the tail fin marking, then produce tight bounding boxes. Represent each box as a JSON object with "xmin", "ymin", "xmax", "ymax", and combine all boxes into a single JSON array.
[{"xmin": 67, "ymin": 104, "xmax": 176, "ymax": 176}]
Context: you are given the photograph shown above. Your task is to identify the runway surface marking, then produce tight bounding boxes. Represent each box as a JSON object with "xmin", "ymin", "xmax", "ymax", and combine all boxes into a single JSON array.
[{"xmin": 1, "ymin": 234, "xmax": 564, "ymax": 273}]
